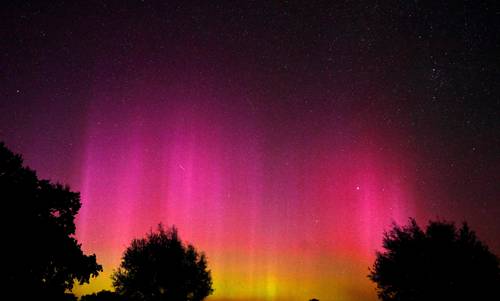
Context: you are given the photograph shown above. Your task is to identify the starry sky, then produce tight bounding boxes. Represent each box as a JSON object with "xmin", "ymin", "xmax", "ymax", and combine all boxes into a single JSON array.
[{"xmin": 1, "ymin": 1, "xmax": 499, "ymax": 300}]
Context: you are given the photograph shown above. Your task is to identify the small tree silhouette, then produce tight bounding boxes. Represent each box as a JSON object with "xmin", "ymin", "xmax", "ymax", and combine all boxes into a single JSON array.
[
  {"xmin": 113, "ymin": 224, "xmax": 213, "ymax": 301},
  {"xmin": 1, "ymin": 142, "xmax": 102, "ymax": 299},
  {"xmin": 369, "ymin": 218, "xmax": 500, "ymax": 301},
  {"xmin": 80, "ymin": 290, "xmax": 121, "ymax": 301}
]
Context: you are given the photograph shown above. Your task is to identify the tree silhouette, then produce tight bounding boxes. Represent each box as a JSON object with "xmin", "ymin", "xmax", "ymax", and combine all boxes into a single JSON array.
[
  {"xmin": 113, "ymin": 224, "xmax": 213, "ymax": 301},
  {"xmin": 81, "ymin": 290, "xmax": 122, "ymax": 301},
  {"xmin": 0, "ymin": 142, "xmax": 102, "ymax": 299},
  {"xmin": 369, "ymin": 218, "xmax": 500, "ymax": 301}
]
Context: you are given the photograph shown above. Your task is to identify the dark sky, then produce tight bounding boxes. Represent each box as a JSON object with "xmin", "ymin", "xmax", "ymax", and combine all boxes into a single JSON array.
[{"xmin": 1, "ymin": 1, "xmax": 499, "ymax": 300}]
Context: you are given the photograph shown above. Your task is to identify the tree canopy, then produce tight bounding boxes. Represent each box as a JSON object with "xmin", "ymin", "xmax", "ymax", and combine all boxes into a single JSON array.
[
  {"xmin": 113, "ymin": 224, "xmax": 213, "ymax": 301},
  {"xmin": 369, "ymin": 218, "xmax": 500, "ymax": 301},
  {"xmin": 1, "ymin": 142, "xmax": 102, "ymax": 299}
]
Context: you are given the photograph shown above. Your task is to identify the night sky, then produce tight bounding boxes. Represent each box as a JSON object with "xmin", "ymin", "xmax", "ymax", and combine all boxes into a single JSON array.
[{"xmin": 1, "ymin": 1, "xmax": 499, "ymax": 300}]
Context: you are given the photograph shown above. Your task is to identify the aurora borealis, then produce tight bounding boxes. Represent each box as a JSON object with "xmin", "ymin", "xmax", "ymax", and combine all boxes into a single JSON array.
[
  {"xmin": 72, "ymin": 84, "xmax": 419, "ymax": 300},
  {"xmin": 1, "ymin": 1, "xmax": 499, "ymax": 301}
]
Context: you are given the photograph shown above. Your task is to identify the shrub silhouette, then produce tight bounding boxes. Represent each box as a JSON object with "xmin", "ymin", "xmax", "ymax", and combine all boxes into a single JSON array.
[
  {"xmin": 113, "ymin": 224, "xmax": 213, "ymax": 301},
  {"xmin": 369, "ymin": 218, "xmax": 500, "ymax": 301},
  {"xmin": 81, "ymin": 290, "xmax": 122, "ymax": 301},
  {"xmin": 0, "ymin": 142, "xmax": 102, "ymax": 299}
]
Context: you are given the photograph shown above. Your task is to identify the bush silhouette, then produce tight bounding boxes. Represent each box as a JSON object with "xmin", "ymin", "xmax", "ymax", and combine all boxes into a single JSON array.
[
  {"xmin": 81, "ymin": 290, "xmax": 122, "ymax": 301},
  {"xmin": 112, "ymin": 224, "xmax": 213, "ymax": 301},
  {"xmin": 369, "ymin": 218, "xmax": 500, "ymax": 301},
  {"xmin": 0, "ymin": 142, "xmax": 102, "ymax": 299}
]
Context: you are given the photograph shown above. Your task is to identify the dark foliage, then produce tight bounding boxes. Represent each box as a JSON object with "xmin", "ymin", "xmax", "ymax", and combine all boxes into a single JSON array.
[
  {"xmin": 369, "ymin": 218, "xmax": 500, "ymax": 301},
  {"xmin": 81, "ymin": 290, "xmax": 122, "ymax": 301},
  {"xmin": 0, "ymin": 142, "xmax": 102, "ymax": 299},
  {"xmin": 113, "ymin": 224, "xmax": 213, "ymax": 301},
  {"xmin": 63, "ymin": 293, "xmax": 78, "ymax": 301}
]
